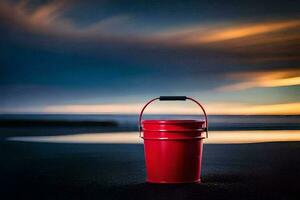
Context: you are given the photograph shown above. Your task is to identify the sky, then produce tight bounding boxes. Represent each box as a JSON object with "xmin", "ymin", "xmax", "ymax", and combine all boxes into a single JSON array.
[{"xmin": 0, "ymin": 0, "xmax": 300, "ymax": 115}]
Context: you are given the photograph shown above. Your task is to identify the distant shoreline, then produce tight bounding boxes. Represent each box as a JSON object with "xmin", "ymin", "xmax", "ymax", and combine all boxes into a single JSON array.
[
  {"xmin": 0, "ymin": 114, "xmax": 299, "ymax": 130},
  {"xmin": 1, "ymin": 120, "xmax": 300, "ymax": 131}
]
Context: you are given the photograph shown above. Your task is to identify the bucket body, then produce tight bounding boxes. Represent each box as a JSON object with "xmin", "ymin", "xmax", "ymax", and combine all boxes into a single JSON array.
[{"xmin": 142, "ymin": 120, "xmax": 206, "ymax": 183}]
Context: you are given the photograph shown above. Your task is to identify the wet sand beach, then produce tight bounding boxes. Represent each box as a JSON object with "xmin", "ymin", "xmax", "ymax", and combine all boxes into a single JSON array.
[{"xmin": 1, "ymin": 128, "xmax": 300, "ymax": 200}]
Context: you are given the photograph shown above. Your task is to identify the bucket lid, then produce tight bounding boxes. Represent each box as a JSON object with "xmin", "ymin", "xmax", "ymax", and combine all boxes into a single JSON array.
[
  {"xmin": 142, "ymin": 120, "xmax": 205, "ymax": 132},
  {"xmin": 142, "ymin": 119, "xmax": 205, "ymax": 124}
]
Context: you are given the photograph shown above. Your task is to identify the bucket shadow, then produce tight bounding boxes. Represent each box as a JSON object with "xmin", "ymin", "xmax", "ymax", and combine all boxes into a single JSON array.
[{"xmin": 114, "ymin": 174, "xmax": 245, "ymax": 200}]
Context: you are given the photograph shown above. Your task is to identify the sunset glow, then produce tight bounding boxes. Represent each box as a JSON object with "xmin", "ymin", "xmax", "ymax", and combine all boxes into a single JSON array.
[
  {"xmin": 218, "ymin": 69, "xmax": 300, "ymax": 91},
  {"xmin": 41, "ymin": 102, "xmax": 300, "ymax": 115},
  {"xmin": 7, "ymin": 130, "xmax": 300, "ymax": 144}
]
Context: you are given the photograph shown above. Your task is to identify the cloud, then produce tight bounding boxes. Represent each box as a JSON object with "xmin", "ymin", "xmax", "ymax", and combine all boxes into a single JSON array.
[
  {"xmin": 27, "ymin": 1, "xmax": 66, "ymax": 27},
  {"xmin": 217, "ymin": 68, "xmax": 300, "ymax": 91},
  {"xmin": 0, "ymin": 0, "xmax": 133, "ymax": 40},
  {"xmin": 158, "ymin": 20, "xmax": 300, "ymax": 44},
  {"xmin": 2, "ymin": 1, "xmax": 300, "ymax": 47},
  {"xmin": 0, "ymin": 0, "xmax": 69, "ymax": 33},
  {"xmin": 1, "ymin": 0, "xmax": 299, "ymax": 68},
  {"xmin": 154, "ymin": 19, "xmax": 300, "ymax": 63}
]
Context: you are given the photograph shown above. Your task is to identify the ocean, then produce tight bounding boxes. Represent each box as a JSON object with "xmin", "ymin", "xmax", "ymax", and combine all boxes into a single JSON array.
[{"xmin": 0, "ymin": 114, "xmax": 300, "ymax": 130}]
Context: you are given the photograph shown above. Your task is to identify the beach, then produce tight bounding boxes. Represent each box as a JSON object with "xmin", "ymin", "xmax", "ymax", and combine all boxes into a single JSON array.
[
  {"xmin": 1, "ymin": 115, "xmax": 300, "ymax": 200},
  {"xmin": 1, "ymin": 135, "xmax": 300, "ymax": 199}
]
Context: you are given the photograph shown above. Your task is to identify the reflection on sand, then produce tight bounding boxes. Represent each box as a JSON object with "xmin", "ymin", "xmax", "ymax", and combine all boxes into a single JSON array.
[{"xmin": 6, "ymin": 130, "xmax": 300, "ymax": 144}]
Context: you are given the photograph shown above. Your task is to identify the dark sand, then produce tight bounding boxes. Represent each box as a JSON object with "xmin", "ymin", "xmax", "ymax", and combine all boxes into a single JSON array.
[{"xmin": 1, "ymin": 130, "xmax": 300, "ymax": 200}]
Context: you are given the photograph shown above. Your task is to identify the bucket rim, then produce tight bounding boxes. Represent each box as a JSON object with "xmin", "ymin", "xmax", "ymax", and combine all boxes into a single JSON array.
[{"xmin": 142, "ymin": 119, "xmax": 205, "ymax": 124}]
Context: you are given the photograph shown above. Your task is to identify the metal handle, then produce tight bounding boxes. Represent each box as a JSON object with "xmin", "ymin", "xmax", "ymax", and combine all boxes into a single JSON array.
[{"xmin": 138, "ymin": 96, "xmax": 208, "ymax": 138}]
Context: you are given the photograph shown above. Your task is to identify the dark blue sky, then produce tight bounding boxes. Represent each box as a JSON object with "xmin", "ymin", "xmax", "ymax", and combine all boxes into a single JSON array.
[{"xmin": 0, "ymin": 0, "xmax": 300, "ymax": 114}]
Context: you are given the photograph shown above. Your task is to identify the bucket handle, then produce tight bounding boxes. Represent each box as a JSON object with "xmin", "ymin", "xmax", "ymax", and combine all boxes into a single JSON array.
[{"xmin": 138, "ymin": 96, "xmax": 208, "ymax": 138}]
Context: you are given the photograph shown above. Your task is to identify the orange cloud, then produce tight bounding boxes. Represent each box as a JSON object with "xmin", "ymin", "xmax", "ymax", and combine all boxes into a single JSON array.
[
  {"xmin": 153, "ymin": 19, "xmax": 300, "ymax": 63},
  {"xmin": 184, "ymin": 20, "xmax": 300, "ymax": 44},
  {"xmin": 0, "ymin": 0, "xmax": 68, "ymax": 32},
  {"xmin": 217, "ymin": 68, "xmax": 300, "ymax": 91},
  {"xmin": 28, "ymin": 1, "xmax": 66, "ymax": 27},
  {"xmin": 153, "ymin": 19, "xmax": 300, "ymax": 44},
  {"xmin": 0, "ymin": 0, "xmax": 132, "ymax": 39}
]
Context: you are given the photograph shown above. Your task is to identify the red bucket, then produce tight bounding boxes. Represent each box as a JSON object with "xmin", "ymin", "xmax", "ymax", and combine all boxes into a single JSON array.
[{"xmin": 139, "ymin": 96, "xmax": 208, "ymax": 184}]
